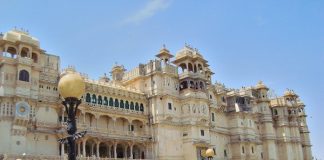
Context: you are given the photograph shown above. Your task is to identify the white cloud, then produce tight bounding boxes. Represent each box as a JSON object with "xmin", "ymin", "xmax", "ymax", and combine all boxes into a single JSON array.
[{"xmin": 123, "ymin": 0, "xmax": 172, "ymax": 25}]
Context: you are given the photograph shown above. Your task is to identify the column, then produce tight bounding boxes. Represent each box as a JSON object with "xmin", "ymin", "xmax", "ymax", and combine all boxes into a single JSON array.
[
  {"xmin": 186, "ymin": 63, "xmax": 188, "ymax": 72},
  {"xmin": 61, "ymin": 143, "xmax": 64, "ymax": 156},
  {"xmin": 146, "ymin": 145, "xmax": 149, "ymax": 159},
  {"xmin": 77, "ymin": 142, "xmax": 81, "ymax": 157},
  {"xmin": 114, "ymin": 142, "xmax": 117, "ymax": 159},
  {"xmin": 96, "ymin": 142, "xmax": 100, "ymax": 158},
  {"xmin": 91, "ymin": 144, "xmax": 94, "ymax": 156},
  {"xmin": 124, "ymin": 145, "xmax": 128, "ymax": 158},
  {"xmin": 130, "ymin": 144, "xmax": 133, "ymax": 159},
  {"xmin": 82, "ymin": 139, "xmax": 87, "ymax": 157},
  {"xmin": 108, "ymin": 145, "xmax": 111, "ymax": 158}
]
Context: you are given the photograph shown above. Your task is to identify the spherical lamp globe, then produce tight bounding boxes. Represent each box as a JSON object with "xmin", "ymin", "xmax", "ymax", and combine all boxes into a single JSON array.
[
  {"xmin": 58, "ymin": 72, "xmax": 85, "ymax": 99},
  {"xmin": 206, "ymin": 148, "xmax": 215, "ymax": 158}
]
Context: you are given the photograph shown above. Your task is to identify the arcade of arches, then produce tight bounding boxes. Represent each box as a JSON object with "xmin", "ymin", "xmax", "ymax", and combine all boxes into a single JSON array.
[{"xmin": 59, "ymin": 139, "xmax": 148, "ymax": 159}]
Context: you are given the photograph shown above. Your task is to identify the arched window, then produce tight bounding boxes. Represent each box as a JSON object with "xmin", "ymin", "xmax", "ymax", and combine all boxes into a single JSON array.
[
  {"xmin": 85, "ymin": 93, "xmax": 91, "ymax": 102},
  {"xmin": 109, "ymin": 98, "xmax": 114, "ymax": 106},
  {"xmin": 180, "ymin": 81, "xmax": 188, "ymax": 90},
  {"xmin": 198, "ymin": 64, "xmax": 203, "ymax": 72},
  {"xmin": 32, "ymin": 52, "xmax": 38, "ymax": 63},
  {"xmin": 251, "ymin": 146, "xmax": 254, "ymax": 154},
  {"xmin": 92, "ymin": 94, "xmax": 97, "ymax": 103},
  {"xmin": 125, "ymin": 101, "xmax": 129, "ymax": 109},
  {"xmin": 103, "ymin": 97, "xmax": 108, "ymax": 105},
  {"xmin": 273, "ymin": 109, "xmax": 278, "ymax": 115},
  {"xmin": 114, "ymin": 99, "xmax": 119, "ymax": 107},
  {"xmin": 20, "ymin": 47, "xmax": 29, "ymax": 58},
  {"xmin": 140, "ymin": 103, "xmax": 144, "ymax": 112},
  {"xmin": 200, "ymin": 82, "xmax": 204, "ymax": 90},
  {"xmin": 98, "ymin": 96, "xmax": 102, "ymax": 105},
  {"xmin": 194, "ymin": 65, "xmax": 197, "ymax": 73},
  {"xmin": 135, "ymin": 102, "xmax": 139, "ymax": 111},
  {"xmin": 188, "ymin": 63, "xmax": 193, "ymax": 72},
  {"xmin": 120, "ymin": 100, "xmax": 124, "ymax": 108},
  {"xmin": 190, "ymin": 81, "xmax": 195, "ymax": 89},
  {"xmin": 5, "ymin": 47, "xmax": 17, "ymax": 58},
  {"xmin": 19, "ymin": 70, "xmax": 29, "ymax": 82},
  {"xmin": 242, "ymin": 146, "xmax": 245, "ymax": 154},
  {"xmin": 179, "ymin": 63, "xmax": 187, "ymax": 73},
  {"xmin": 130, "ymin": 102, "xmax": 134, "ymax": 110}
]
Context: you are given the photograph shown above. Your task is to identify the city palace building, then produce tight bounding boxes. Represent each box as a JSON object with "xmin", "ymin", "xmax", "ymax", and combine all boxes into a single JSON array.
[{"xmin": 0, "ymin": 29, "xmax": 312, "ymax": 160}]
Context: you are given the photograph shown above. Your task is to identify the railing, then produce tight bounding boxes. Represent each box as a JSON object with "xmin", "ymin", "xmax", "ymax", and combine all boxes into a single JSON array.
[
  {"xmin": 178, "ymin": 71, "xmax": 205, "ymax": 80},
  {"xmin": 83, "ymin": 102, "xmax": 147, "ymax": 115},
  {"xmin": 0, "ymin": 154, "xmax": 152, "ymax": 160},
  {"xmin": 123, "ymin": 67, "xmax": 142, "ymax": 81},
  {"xmin": 161, "ymin": 65, "xmax": 177, "ymax": 75},
  {"xmin": 17, "ymin": 56, "xmax": 33, "ymax": 65},
  {"xmin": 1, "ymin": 154, "xmax": 61, "ymax": 160},
  {"xmin": 75, "ymin": 124, "xmax": 151, "ymax": 141}
]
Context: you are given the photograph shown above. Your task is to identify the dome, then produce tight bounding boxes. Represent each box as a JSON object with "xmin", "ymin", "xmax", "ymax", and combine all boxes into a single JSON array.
[
  {"xmin": 175, "ymin": 45, "xmax": 194, "ymax": 59},
  {"xmin": 255, "ymin": 81, "xmax": 268, "ymax": 90},
  {"xmin": 284, "ymin": 89, "xmax": 298, "ymax": 97},
  {"xmin": 2, "ymin": 29, "xmax": 40, "ymax": 47},
  {"xmin": 156, "ymin": 45, "xmax": 174, "ymax": 59}
]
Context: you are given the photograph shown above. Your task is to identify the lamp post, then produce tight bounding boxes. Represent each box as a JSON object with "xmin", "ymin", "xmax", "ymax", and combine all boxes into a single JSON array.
[
  {"xmin": 206, "ymin": 148, "xmax": 215, "ymax": 160},
  {"xmin": 58, "ymin": 71, "xmax": 87, "ymax": 160}
]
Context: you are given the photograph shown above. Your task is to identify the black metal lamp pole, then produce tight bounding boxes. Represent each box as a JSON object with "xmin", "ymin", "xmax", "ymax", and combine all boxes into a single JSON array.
[
  {"xmin": 64, "ymin": 97, "xmax": 80, "ymax": 160},
  {"xmin": 57, "ymin": 70, "xmax": 87, "ymax": 160},
  {"xmin": 59, "ymin": 97, "xmax": 86, "ymax": 160}
]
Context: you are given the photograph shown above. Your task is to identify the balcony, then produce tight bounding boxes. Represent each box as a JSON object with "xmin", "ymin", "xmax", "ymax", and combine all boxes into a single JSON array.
[
  {"xmin": 179, "ymin": 71, "xmax": 205, "ymax": 80},
  {"xmin": 17, "ymin": 56, "xmax": 33, "ymax": 65},
  {"xmin": 82, "ymin": 102, "xmax": 147, "ymax": 116},
  {"xmin": 227, "ymin": 103, "xmax": 252, "ymax": 113},
  {"xmin": 76, "ymin": 124, "xmax": 152, "ymax": 142}
]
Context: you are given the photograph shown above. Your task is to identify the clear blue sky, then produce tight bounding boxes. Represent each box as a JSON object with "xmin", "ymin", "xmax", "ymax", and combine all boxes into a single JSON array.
[{"xmin": 1, "ymin": 0, "xmax": 323, "ymax": 158}]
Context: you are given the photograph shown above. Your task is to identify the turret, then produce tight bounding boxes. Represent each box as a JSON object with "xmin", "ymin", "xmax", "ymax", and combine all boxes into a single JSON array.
[
  {"xmin": 110, "ymin": 63, "xmax": 125, "ymax": 82},
  {"xmin": 255, "ymin": 81, "xmax": 269, "ymax": 99},
  {"xmin": 172, "ymin": 44, "xmax": 211, "ymax": 92},
  {"xmin": 155, "ymin": 45, "xmax": 173, "ymax": 64}
]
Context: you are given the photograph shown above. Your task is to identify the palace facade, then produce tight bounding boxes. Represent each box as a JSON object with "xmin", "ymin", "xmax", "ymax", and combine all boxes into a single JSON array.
[{"xmin": 0, "ymin": 29, "xmax": 312, "ymax": 160}]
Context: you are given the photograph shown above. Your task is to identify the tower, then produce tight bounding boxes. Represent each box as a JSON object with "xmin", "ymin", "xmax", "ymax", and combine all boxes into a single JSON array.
[
  {"xmin": 0, "ymin": 29, "xmax": 60, "ymax": 155},
  {"xmin": 172, "ymin": 45, "xmax": 212, "ymax": 160},
  {"xmin": 297, "ymin": 100, "xmax": 312, "ymax": 160},
  {"xmin": 156, "ymin": 45, "xmax": 173, "ymax": 65},
  {"xmin": 271, "ymin": 89, "xmax": 304, "ymax": 160},
  {"xmin": 255, "ymin": 81, "xmax": 278, "ymax": 160},
  {"xmin": 225, "ymin": 87, "xmax": 258, "ymax": 160}
]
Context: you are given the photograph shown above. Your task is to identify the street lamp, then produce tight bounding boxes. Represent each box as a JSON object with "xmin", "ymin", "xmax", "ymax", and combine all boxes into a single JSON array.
[
  {"xmin": 58, "ymin": 71, "xmax": 87, "ymax": 160},
  {"xmin": 206, "ymin": 148, "xmax": 215, "ymax": 160}
]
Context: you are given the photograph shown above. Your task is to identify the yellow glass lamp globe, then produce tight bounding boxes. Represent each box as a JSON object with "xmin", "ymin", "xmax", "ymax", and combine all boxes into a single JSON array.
[
  {"xmin": 206, "ymin": 148, "xmax": 215, "ymax": 157},
  {"xmin": 58, "ymin": 72, "xmax": 85, "ymax": 99}
]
